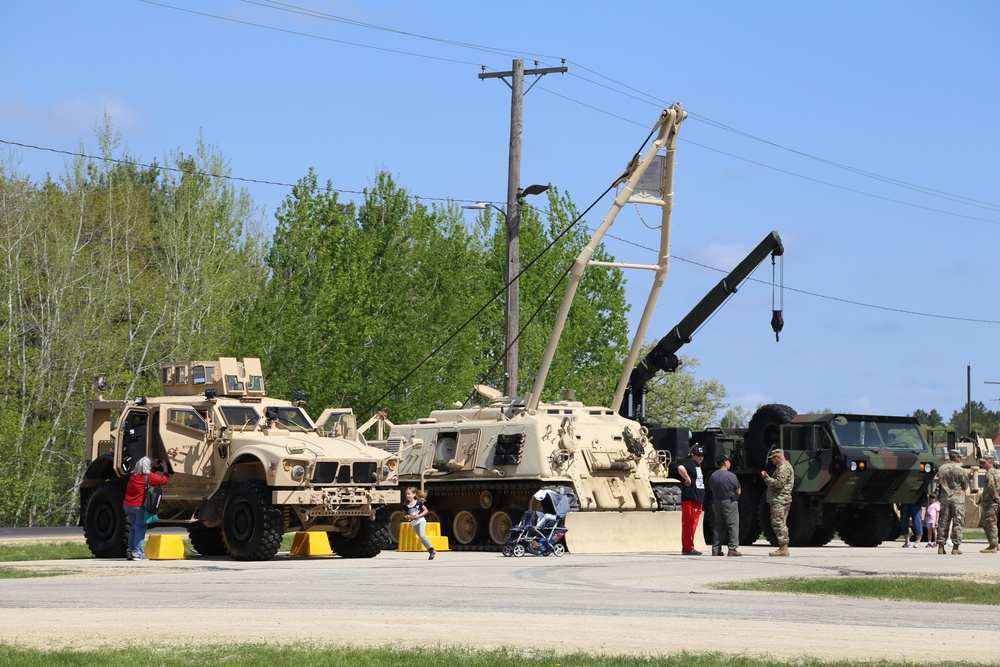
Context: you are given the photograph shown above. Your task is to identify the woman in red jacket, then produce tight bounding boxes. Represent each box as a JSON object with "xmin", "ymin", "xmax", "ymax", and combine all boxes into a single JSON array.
[{"xmin": 123, "ymin": 456, "xmax": 169, "ymax": 560}]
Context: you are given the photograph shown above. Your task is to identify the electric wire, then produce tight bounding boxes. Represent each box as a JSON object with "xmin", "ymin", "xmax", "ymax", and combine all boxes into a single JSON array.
[{"xmin": 138, "ymin": 1, "xmax": 1000, "ymax": 217}]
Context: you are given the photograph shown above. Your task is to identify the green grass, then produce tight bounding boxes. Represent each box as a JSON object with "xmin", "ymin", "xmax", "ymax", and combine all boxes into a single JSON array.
[
  {"xmin": 0, "ymin": 542, "xmax": 93, "ymax": 562},
  {"xmin": 715, "ymin": 576, "xmax": 1000, "ymax": 604},
  {"xmin": 0, "ymin": 645, "xmax": 991, "ymax": 667},
  {"xmin": 0, "ymin": 566, "xmax": 74, "ymax": 579},
  {"xmin": 0, "ymin": 534, "xmax": 297, "ymax": 563}
]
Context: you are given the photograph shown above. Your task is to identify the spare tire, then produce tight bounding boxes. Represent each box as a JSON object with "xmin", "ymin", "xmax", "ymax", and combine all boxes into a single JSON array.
[{"xmin": 745, "ymin": 404, "xmax": 796, "ymax": 468}]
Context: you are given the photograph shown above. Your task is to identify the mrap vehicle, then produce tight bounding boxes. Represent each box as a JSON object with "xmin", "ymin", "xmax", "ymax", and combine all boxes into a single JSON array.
[{"xmin": 81, "ymin": 357, "xmax": 399, "ymax": 561}]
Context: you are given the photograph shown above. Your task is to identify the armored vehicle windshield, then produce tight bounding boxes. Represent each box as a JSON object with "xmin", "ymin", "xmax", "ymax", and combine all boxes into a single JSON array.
[{"xmin": 831, "ymin": 417, "xmax": 927, "ymax": 453}]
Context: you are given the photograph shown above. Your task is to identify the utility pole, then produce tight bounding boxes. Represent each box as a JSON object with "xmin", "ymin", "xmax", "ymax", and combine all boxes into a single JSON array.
[{"xmin": 479, "ymin": 59, "xmax": 566, "ymax": 399}]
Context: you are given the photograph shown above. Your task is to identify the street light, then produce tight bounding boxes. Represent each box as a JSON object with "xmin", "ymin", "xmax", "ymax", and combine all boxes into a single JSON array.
[{"xmin": 463, "ymin": 184, "xmax": 549, "ymax": 400}]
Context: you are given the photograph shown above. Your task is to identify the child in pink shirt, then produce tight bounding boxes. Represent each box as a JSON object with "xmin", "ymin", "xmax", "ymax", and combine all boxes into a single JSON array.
[{"xmin": 924, "ymin": 494, "xmax": 940, "ymax": 547}]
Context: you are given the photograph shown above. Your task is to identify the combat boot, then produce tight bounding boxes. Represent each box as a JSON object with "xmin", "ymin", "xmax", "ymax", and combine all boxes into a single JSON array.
[
  {"xmin": 979, "ymin": 544, "xmax": 998, "ymax": 553},
  {"xmin": 937, "ymin": 544, "xmax": 946, "ymax": 554},
  {"xmin": 952, "ymin": 546, "xmax": 963, "ymax": 555},
  {"xmin": 769, "ymin": 545, "xmax": 789, "ymax": 557}
]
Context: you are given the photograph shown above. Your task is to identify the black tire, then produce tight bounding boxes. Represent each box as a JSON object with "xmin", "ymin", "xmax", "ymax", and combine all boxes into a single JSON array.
[
  {"xmin": 744, "ymin": 404, "xmax": 796, "ymax": 468},
  {"xmin": 84, "ymin": 479, "xmax": 129, "ymax": 558},
  {"xmin": 188, "ymin": 525, "xmax": 228, "ymax": 556},
  {"xmin": 329, "ymin": 506, "xmax": 390, "ymax": 559},
  {"xmin": 738, "ymin": 484, "xmax": 762, "ymax": 545},
  {"xmin": 808, "ymin": 524, "xmax": 837, "ymax": 547},
  {"xmin": 222, "ymin": 479, "xmax": 284, "ymax": 561},
  {"xmin": 837, "ymin": 505, "xmax": 893, "ymax": 547},
  {"xmin": 759, "ymin": 493, "xmax": 816, "ymax": 547}
]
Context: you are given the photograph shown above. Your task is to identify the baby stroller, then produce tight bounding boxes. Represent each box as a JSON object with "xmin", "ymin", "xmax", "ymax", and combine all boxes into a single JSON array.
[{"xmin": 501, "ymin": 490, "xmax": 571, "ymax": 557}]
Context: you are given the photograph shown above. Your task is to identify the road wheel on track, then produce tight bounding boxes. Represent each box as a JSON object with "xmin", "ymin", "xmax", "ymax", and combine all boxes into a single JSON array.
[
  {"xmin": 222, "ymin": 479, "xmax": 283, "ymax": 561},
  {"xmin": 488, "ymin": 510, "xmax": 517, "ymax": 545},
  {"xmin": 745, "ymin": 404, "xmax": 796, "ymax": 468},
  {"xmin": 188, "ymin": 525, "xmax": 228, "ymax": 556},
  {"xmin": 329, "ymin": 506, "xmax": 391, "ymax": 558},
  {"xmin": 452, "ymin": 509, "xmax": 487, "ymax": 546},
  {"xmin": 388, "ymin": 510, "xmax": 407, "ymax": 545},
  {"xmin": 84, "ymin": 479, "xmax": 128, "ymax": 558}
]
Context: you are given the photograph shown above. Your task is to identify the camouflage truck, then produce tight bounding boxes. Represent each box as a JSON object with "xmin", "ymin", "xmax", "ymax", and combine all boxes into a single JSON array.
[
  {"xmin": 80, "ymin": 358, "xmax": 399, "ymax": 561},
  {"xmin": 683, "ymin": 405, "xmax": 938, "ymax": 547}
]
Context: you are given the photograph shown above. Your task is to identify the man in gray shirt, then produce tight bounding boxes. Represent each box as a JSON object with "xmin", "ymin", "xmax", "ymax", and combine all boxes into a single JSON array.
[{"xmin": 709, "ymin": 455, "xmax": 742, "ymax": 556}]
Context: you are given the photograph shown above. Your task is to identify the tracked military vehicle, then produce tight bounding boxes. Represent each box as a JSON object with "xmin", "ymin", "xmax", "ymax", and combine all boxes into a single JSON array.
[
  {"xmin": 373, "ymin": 105, "xmax": 695, "ymax": 554},
  {"xmin": 80, "ymin": 357, "xmax": 399, "ymax": 561},
  {"xmin": 685, "ymin": 405, "xmax": 938, "ymax": 547}
]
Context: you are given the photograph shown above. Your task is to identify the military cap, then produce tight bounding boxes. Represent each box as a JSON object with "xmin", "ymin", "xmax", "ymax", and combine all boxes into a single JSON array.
[
  {"xmin": 979, "ymin": 456, "xmax": 994, "ymax": 465},
  {"xmin": 768, "ymin": 447, "xmax": 784, "ymax": 459},
  {"xmin": 948, "ymin": 449, "xmax": 961, "ymax": 459}
]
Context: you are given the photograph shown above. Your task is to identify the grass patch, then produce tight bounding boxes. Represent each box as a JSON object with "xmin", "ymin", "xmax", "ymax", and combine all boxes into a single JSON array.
[
  {"xmin": 0, "ymin": 542, "xmax": 94, "ymax": 562},
  {"xmin": 715, "ymin": 575, "xmax": 1000, "ymax": 605},
  {"xmin": 0, "ymin": 533, "xmax": 298, "ymax": 562},
  {"xmin": 0, "ymin": 566, "xmax": 75, "ymax": 579},
  {"xmin": 0, "ymin": 645, "xmax": 990, "ymax": 667}
]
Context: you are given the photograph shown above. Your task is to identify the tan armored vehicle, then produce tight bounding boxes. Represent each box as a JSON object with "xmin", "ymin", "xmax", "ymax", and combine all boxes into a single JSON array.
[
  {"xmin": 374, "ymin": 105, "xmax": 698, "ymax": 554},
  {"xmin": 80, "ymin": 358, "xmax": 399, "ymax": 560}
]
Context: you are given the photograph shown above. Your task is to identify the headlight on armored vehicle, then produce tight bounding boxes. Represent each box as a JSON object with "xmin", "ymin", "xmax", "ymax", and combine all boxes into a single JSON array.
[
  {"xmin": 850, "ymin": 461, "xmax": 866, "ymax": 471},
  {"xmin": 920, "ymin": 462, "xmax": 935, "ymax": 473},
  {"xmin": 283, "ymin": 459, "xmax": 307, "ymax": 481}
]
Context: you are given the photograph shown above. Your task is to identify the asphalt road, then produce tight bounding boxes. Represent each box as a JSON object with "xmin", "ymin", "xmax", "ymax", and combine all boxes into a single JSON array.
[{"xmin": 1, "ymin": 528, "xmax": 998, "ymax": 661}]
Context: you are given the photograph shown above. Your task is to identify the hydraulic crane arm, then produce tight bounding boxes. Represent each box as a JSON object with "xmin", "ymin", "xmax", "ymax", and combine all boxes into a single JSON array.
[{"xmin": 621, "ymin": 230, "xmax": 784, "ymax": 421}]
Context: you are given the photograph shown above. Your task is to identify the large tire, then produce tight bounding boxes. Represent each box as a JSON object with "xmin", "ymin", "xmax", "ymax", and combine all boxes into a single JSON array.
[
  {"xmin": 329, "ymin": 506, "xmax": 390, "ymax": 559},
  {"xmin": 84, "ymin": 479, "xmax": 129, "ymax": 558},
  {"xmin": 745, "ymin": 404, "xmax": 796, "ymax": 468},
  {"xmin": 759, "ymin": 493, "xmax": 816, "ymax": 547},
  {"xmin": 837, "ymin": 505, "xmax": 893, "ymax": 547},
  {"xmin": 188, "ymin": 524, "xmax": 228, "ymax": 556},
  {"xmin": 738, "ymin": 484, "xmax": 762, "ymax": 545},
  {"xmin": 808, "ymin": 524, "xmax": 837, "ymax": 547},
  {"xmin": 222, "ymin": 480, "xmax": 283, "ymax": 561}
]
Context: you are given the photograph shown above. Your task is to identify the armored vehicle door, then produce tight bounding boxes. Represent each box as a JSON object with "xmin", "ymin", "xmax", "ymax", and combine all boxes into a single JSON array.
[
  {"xmin": 432, "ymin": 429, "xmax": 481, "ymax": 471},
  {"xmin": 115, "ymin": 407, "xmax": 150, "ymax": 474},
  {"xmin": 161, "ymin": 406, "xmax": 213, "ymax": 477},
  {"xmin": 785, "ymin": 423, "xmax": 836, "ymax": 495}
]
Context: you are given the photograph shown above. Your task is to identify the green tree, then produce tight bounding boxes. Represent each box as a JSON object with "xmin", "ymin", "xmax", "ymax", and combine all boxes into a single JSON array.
[
  {"xmin": 911, "ymin": 408, "xmax": 944, "ymax": 427},
  {"xmin": 720, "ymin": 405, "xmax": 755, "ymax": 429},
  {"xmin": 638, "ymin": 354, "xmax": 728, "ymax": 430},
  {"xmin": 477, "ymin": 187, "xmax": 631, "ymax": 405},
  {"xmin": 239, "ymin": 171, "xmax": 490, "ymax": 423}
]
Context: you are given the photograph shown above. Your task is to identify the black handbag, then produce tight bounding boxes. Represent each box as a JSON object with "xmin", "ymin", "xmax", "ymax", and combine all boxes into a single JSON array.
[{"xmin": 143, "ymin": 475, "xmax": 163, "ymax": 514}]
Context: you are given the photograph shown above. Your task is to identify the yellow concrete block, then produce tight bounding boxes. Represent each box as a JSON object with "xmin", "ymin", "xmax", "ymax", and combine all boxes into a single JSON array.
[
  {"xmin": 289, "ymin": 531, "xmax": 334, "ymax": 556},
  {"xmin": 145, "ymin": 534, "xmax": 186, "ymax": 560},
  {"xmin": 398, "ymin": 521, "xmax": 450, "ymax": 552}
]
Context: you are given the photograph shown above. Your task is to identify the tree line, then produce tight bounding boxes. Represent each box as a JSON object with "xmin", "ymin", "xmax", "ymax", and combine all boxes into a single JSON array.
[{"xmin": 1, "ymin": 124, "xmax": 666, "ymax": 526}]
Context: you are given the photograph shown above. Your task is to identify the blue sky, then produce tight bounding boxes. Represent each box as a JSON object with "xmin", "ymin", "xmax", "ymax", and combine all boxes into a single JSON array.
[{"xmin": 3, "ymin": 1, "xmax": 998, "ymax": 423}]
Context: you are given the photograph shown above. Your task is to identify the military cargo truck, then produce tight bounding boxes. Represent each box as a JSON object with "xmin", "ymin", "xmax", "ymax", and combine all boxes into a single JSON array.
[
  {"xmin": 80, "ymin": 358, "xmax": 400, "ymax": 561},
  {"xmin": 685, "ymin": 404, "xmax": 938, "ymax": 547}
]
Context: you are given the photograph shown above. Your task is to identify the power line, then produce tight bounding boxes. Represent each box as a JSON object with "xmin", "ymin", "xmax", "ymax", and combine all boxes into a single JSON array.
[
  {"xmin": 4, "ymin": 134, "xmax": 997, "ymax": 326},
  {"xmin": 143, "ymin": 1, "xmax": 999, "ymax": 219}
]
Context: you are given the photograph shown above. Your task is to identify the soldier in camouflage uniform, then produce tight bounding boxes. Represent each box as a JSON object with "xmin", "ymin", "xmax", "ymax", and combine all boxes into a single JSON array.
[
  {"xmin": 761, "ymin": 447, "xmax": 794, "ymax": 556},
  {"xmin": 936, "ymin": 449, "xmax": 969, "ymax": 555},
  {"xmin": 979, "ymin": 457, "xmax": 1000, "ymax": 553}
]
